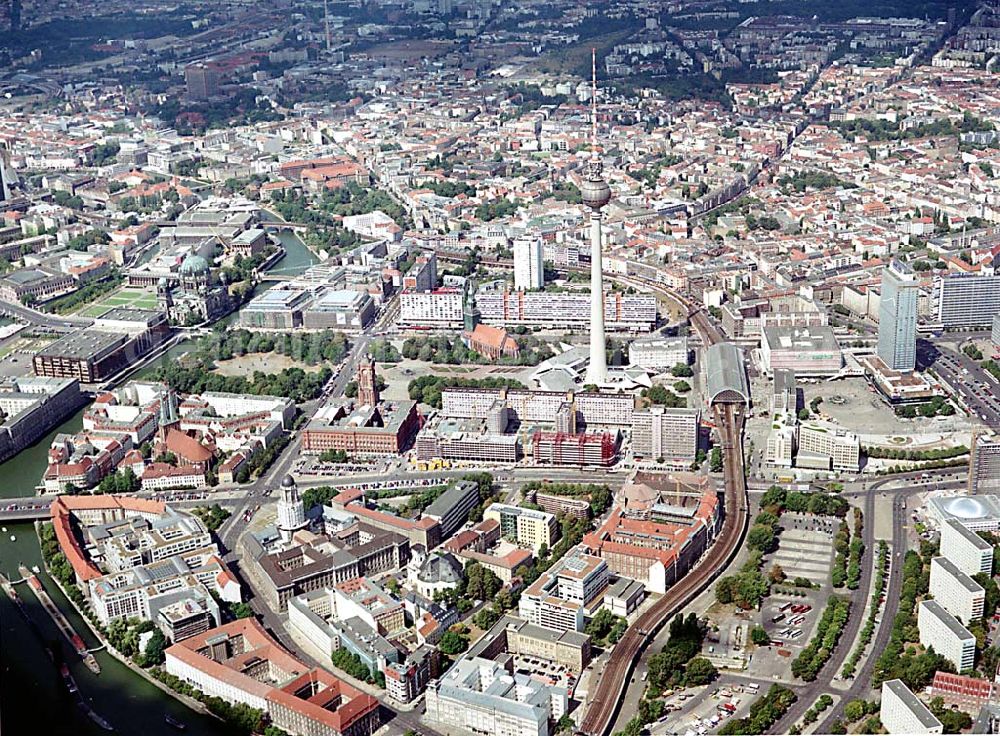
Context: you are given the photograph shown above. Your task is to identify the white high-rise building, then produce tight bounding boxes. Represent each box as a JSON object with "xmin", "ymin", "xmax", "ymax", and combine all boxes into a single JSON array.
[
  {"xmin": 631, "ymin": 407, "xmax": 700, "ymax": 462},
  {"xmin": 934, "ymin": 273, "xmax": 1000, "ymax": 330},
  {"xmin": 940, "ymin": 518, "xmax": 993, "ymax": 577},
  {"xmin": 513, "ymin": 237, "xmax": 544, "ymax": 291},
  {"xmin": 929, "ymin": 556, "xmax": 985, "ymax": 625},
  {"xmin": 880, "ymin": 680, "xmax": 943, "ymax": 734},
  {"xmin": 276, "ymin": 475, "xmax": 307, "ymax": 544},
  {"xmin": 917, "ymin": 599, "xmax": 975, "ymax": 672},
  {"xmin": 877, "ymin": 259, "xmax": 919, "ymax": 372}
]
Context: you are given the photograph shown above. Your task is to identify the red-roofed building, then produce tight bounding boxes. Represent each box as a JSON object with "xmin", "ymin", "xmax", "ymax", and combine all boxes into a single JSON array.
[
  {"xmin": 583, "ymin": 471, "xmax": 721, "ymax": 593},
  {"xmin": 463, "ymin": 324, "xmax": 520, "ymax": 361},
  {"xmin": 166, "ymin": 618, "xmax": 379, "ymax": 736},
  {"xmin": 930, "ymin": 671, "xmax": 998, "ymax": 709}
]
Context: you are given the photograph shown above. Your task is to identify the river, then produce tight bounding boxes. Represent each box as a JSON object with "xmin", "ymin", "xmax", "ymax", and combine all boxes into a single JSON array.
[{"xmin": 0, "ymin": 418, "xmax": 226, "ymax": 735}]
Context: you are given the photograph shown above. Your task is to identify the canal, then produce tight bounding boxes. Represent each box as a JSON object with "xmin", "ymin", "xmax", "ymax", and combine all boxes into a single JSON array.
[{"xmin": 0, "ymin": 413, "xmax": 226, "ymax": 734}]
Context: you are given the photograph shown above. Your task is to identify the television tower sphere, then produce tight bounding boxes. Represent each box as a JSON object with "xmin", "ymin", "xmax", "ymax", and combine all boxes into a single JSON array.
[{"xmin": 580, "ymin": 161, "xmax": 611, "ymax": 211}]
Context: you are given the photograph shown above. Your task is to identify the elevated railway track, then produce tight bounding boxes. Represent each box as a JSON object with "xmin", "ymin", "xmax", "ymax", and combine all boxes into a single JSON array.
[{"xmin": 577, "ymin": 273, "xmax": 749, "ymax": 736}]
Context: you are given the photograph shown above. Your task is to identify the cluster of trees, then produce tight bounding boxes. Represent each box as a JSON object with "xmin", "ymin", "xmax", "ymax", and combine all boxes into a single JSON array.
[
  {"xmin": 627, "ymin": 155, "xmax": 683, "ymax": 190},
  {"xmin": 107, "ymin": 617, "xmax": 166, "ymax": 666},
  {"xmin": 52, "ymin": 189, "xmax": 85, "ymax": 210},
  {"xmin": 439, "ymin": 626, "xmax": 471, "ymax": 656},
  {"xmin": 400, "ymin": 333, "xmax": 553, "ymax": 366},
  {"xmin": 646, "ymin": 613, "xmax": 717, "ymax": 692},
  {"xmin": 642, "ymin": 384, "xmax": 688, "ymax": 409},
  {"xmin": 840, "ymin": 699, "xmax": 881, "ymax": 733},
  {"xmin": 243, "ymin": 434, "xmax": 291, "ymax": 482},
  {"xmin": 715, "ymin": 548, "xmax": 769, "ymax": 610},
  {"xmin": 864, "ymin": 443, "xmax": 967, "ymax": 461},
  {"xmin": 893, "ymin": 397, "xmax": 956, "ymax": 418},
  {"xmin": 584, "ymin": 608, "xmax": 628, "ymax": 647},
  {"xmin": 759, "ymin": 486, "xmax": 849, "ymax": 517},
  {"xmin": 846, "ymin": 509, "xmax": 864, "ymax": 589},
  {"xmin": 718, "ymin": 685, "xmax": 797, "ymax": 735},
  {"xmin": 331, "ymin": 648, "xmax": 385, "ymax": 687},
  {"xmin": 151, "ymin": 668, "xmax": 266, "ymax": 734},
  {"xmin": 369, "ymin": 339, "xmax": 400, "ymax": 363},
  {"xmin": 318, "ymin": 449, "xmax": 350, "ymax": 463},
  {"xmin": 777, "ymin": 171, "xmax": 855, "ymax": 194},
  {"xmin": 747, "ymin": 510, "xmax": 780, "ymax": 554},
  {"xmin": 155, "ymin": 360, "xmax": 330, "ymax": 405},
  {"xmin": 985, "ymin": 360, "xmax": 1000, "ymax": 382},
  {"xmin": 791, "ymin": 595, "xmax": 850, "ymax": 681},
  {"xmin": 709, "ymin": 447, "xmax": 724, "ymax": 473},
  {"xmin": 929, "ymin": 696, "xmax": 973, "ymax": 732},
  {"xmin": 92, "ymin": 142, "xmax": 120, "ymax": 166},
  {"xmin": 66, "ymin": 228, "xmax": 110, "ymax": 252},
  {"xmin": 475, "ymin": 198, "xmax": 521, "ymax": 221},
  {"xmin": 192, "ymin": 504, "xmax": 231, "ymax": 532},
  {"xmin": 407, "ymin": 375, "xmax": 525, "ymax": 408},
  {"xmin": 551, "ymin": 181, "xmax": 582, "ymax": 203},
  {"xmin": 964, "ymin": 344, "xmax": 985, "ymax": 360},
  {"xmin": 95, "ymin": 468, "xmax": 140, "ymax": 495},
  {"xmin": 196, "ymin": 328, "xmax": 350, "ymax": 367},
  {"xmin": 874, "ymin": 546, "xmax": 954, "ymax": 689},
  {"xmin": 319, "ymin": 182, "xmax": 411, "ymax": 229},
  {"xmin": 830, "ymin": 112, "xmax": 993, "ymax": 143},
  {"xmin": 422, "ymin": 180, "xmax": 476, "ymax": 198},
  {"xmin": 800, "ymin": 694, "xmax": 834, "ymax": 729},
  {"xmin": 830, "ymin": 514, "xmax": 861, "ymax": 590},
  {"xmin": 745, "ymin": 213, "xmax": 782, "ymax": 231},
  {"xmin": 155, "ymin": 88, "xmax": 284, "ymax": 135}
]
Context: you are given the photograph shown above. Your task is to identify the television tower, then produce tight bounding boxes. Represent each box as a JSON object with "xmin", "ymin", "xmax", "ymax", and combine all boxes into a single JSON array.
[{"xmin": 582, "ymin": 49, "xmax": 611, "ymax": 386}]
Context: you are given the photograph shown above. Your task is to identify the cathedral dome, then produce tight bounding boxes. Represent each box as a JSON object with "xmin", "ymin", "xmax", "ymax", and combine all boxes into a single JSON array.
[{"xmin": 179, "ymin": 253, "xmax": 210, "ymax": 276}]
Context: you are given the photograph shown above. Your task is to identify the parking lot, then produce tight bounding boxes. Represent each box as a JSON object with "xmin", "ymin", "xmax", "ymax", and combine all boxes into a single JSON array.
[
  {"xmin": 767, "ymin": 513, "xmax": 836, "ymax": 584},
  {"xmin": 652, "ymin": 682, "xmax": 756, "ymax": 735}
]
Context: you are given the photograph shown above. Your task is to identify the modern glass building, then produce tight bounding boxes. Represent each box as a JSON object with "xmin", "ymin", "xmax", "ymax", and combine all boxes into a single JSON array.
[
  {"xmin": 878, "ymin": 259, "xmax": 919, "ymax": 371},
  {"xmin": 934, "ymin": 273, "xmax": 1000, "ymax": 330}
]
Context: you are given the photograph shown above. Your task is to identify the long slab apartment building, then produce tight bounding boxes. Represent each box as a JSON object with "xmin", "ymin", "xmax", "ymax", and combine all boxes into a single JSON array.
[
  {"xmin": 399, "ymin": 289, "xmax": 657, "ymax": 331},
  {"xmin": 440, "ymin": 386, "xmax": 635, "ymax": 428}
]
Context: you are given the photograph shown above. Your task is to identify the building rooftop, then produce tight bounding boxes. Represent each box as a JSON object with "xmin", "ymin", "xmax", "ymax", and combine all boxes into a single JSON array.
[
  {"xmin": 932, "ymin": 556, "xmax": 986, "ymax": 594},
  {"xmin": 941, "ymin": 518, "xmax": 994, "ymax": 550},
  {"xmin": 919, "ymin": 599, "xmax": 976, "ymax": 641},
  {"xmin": 762, "ymin": 325, "xmax": 839, "ymax": 351},
  {"xmin": 36, "ymin": 330, "xmax": 127, "ymax": 362},
  {"xmin": 704, "ymin": 342, "xmax": 750, "ymax": 406}
]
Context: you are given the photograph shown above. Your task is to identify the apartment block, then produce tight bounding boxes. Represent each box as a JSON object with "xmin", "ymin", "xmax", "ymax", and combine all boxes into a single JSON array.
[
  {"xmin": 940, "ymin": 518, "xmax": 993, "ymax": 577},
  {"xmin": 518, "ymin": 551, "xmax": 609, "ymax": 633},
  {"xmin": 628, "ymin": 336, "xmax": 688, "ymax": 372},
  {"xmin": 398, "ymin": 289, "xmax": 464, "ymax": 328},
  {"xmin": 880, "ymin": 679, "xmax": 943, "ymax": 735},
  {"xmin": 796, "ymin": 421, "xmax": 860, "ymax": 472},
  {"xmin": 484, "ymin": 503, "xmax": 558, "ymax": 553},
  {"xmin": 917, "ymin": 599, "xmax": 976, "ymax": 672},
  {"xmin": 425, "ymin": 657, "xmax": 566, "ymax": 736},
  {"xmin": 929, "ymin": 556, "xmax": 985, "ymax": 625},
  {"xmin": 630, "ymin": 407, "xmax": 700, "ymax": 462}
]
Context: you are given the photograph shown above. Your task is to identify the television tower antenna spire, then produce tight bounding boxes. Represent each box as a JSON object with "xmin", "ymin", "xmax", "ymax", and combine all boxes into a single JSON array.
[
  {"xmin": 324, "ymin": 0, "xmax": 332, "ymax": 51},
  {"xmin": 591, "ymin": 48, "xmax": 598, "ymax": 159}
]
